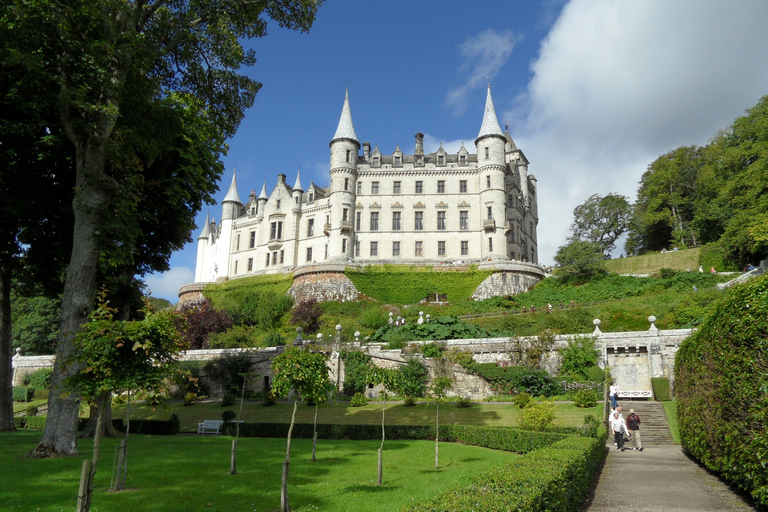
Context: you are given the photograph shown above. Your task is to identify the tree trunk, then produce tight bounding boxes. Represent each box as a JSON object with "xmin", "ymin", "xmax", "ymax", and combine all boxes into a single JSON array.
[
  {"xmin": 114, "ymin": 391, "xmax": 131, "ymax": 490},
  {"xmin": 435, "ymin": 403, "xmax": 439, "ymax": 469},
  {"xmin": 0, "ymin": 263, "xmax": 15, "ymax": 431},
  {"xmin": 78, "ymin": 392, "xmax": 107, "ymax": 511},
  {"xmin": 281, "ymin": 400, "xmax": 298, "ymax": 512},
  {"xmin": 230, "ymin": 439, "xmax": 237, "ymax": 475},
  {"xmin": 80, "ymin": 391, "xmax": 119, "ymax": 438},
  {"xmin": 311, "ymin": 404, "xmax": 318, "ymax": 462},
  {"xmin": 378, "ymin": 395, "xmax": 386, "ymax": 485}
]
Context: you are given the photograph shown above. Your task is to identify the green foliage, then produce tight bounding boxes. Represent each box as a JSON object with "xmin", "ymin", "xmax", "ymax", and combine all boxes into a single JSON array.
[
  {"xmin": 25, "ymin": 405, "xmax": 39, "ymax": 417},
  {"xmin": 262, "ymin": 331, "xmax": 285, "ymax": 347},
  {"xmin": 340, "ymin": 350, "xmax": 373, "ymax": 396},
  {"xmin": 518, "ymin": 400, "xmax": 556, "ymax": 430},
  {"xmin": 209, "ymin": 286, "xmax": 294, "ymax": 330},
  {"xmin": 290, "ymin": 299, "xmax": 322, "ymax": 334},
  {"xmin": 456, "ymin": 397, "xmax": 473, "ymax": 408},
  {"xmin": 675, "ymin": 275, "xmax": 768, "ymax": 505},
  {"xmin": 513, "ymin": 392, "xmax": 533, "ymax": 409},
  {"xmin": 15, "ymin": 416, "xmax": 47, "ymax": 430},
  {"xmin": 559, "ymin": 336, "xmax": 600, "ymax": 379},
  {"xmin": 370, "ymin": 315, "xmax": 492, "ymax": 342},
  {"xmin": 221, "ymin": 410, "xmax": 236, "ymax": 422},
  {"xmin": 573, "ymin": 389, "xmax": 597, "ymax": 408},
  {"xmin": 554, "ymin": 240, "xmax": 606, "ymax": 278},
  {"xmin": 651, "ymin": 378, "xmax": 671, "ymax": 401},
  {"xmin": 345, "ymin": 265, "xmax": 492, "ymax": 304},
  {"xmin": 350, "ymin": 392, "xmax": 368, "ymax": 407},
  {"xmin": 698, "ymin": 241, "xmax": 738, "ymax": 272},
  {"xmin": 445, "ymin": 347, "xmax": 474, "ymax": 367},
  {"xmin": 204, "ymin": 274, "xmax": 293, "ymax": 314},
  {"xmin": 358, "ymin": 306, "xmax": 389, "ymax": 330},
  {"xmin": 12, "ymin": 387, "xmax": 35, "ymax": 402},
  {"xmin": 183, "ymin": 393, "xmax": 200, "ymax": 406},
  {"xmin": 207, "ymin": 325, "xmax": 261, "ymax": 349},
  {"xmin": 398, "ymin": 358, "xmax": 429, "ymax": 399},
  {"xmin": 421, "ymin": 342, "xmax": 446, "ymax": 358},
  {"xmin": 23, "ymin": 368, "xmax": 53, "ymax": 389},
  {"xmin": 586, "ymin": 366, "xmax": 606, "ymax": 383},
  {"xmin": 221, "ymin": 393, "xmax": 236, "ymax": 407},
  {"xmin": 407, "ymin": 434, "xmax": 607, "ymax": 512},
  {"xmin": 112, "ymin": 414, "xmax": 180, "ymax": 435},
  {"xmin": 569, "ymin": 193, "xmax": 633, "ymax": 253},
  {"xmin": 271, "ymin": 347, "xmax": 334, "ymax": 405},
  {"xmin": 203, "ymin": 352, "xmax": 256, "ymax": 399},
  {"xmin": 10, "ymin": 292, "xmax": 60, "ymax": 355},
  {"xmin": 466, "ymin": 363, "xmax": 561, "ymax": 397}
]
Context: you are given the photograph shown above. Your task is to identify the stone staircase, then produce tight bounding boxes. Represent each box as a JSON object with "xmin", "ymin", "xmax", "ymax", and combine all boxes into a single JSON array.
[{"xmin": 613, "ymin": 400, "xmax": 673, "ymax": 444}]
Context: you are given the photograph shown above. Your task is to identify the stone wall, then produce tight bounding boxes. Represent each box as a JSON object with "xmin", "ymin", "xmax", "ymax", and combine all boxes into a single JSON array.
[
  {"xmin": 287, "ymin": 265, "xmax": 363, "ymax": 303},
  {"xmin": 471, "ymin": 262, "xmax": 546, "ymax": 300}
]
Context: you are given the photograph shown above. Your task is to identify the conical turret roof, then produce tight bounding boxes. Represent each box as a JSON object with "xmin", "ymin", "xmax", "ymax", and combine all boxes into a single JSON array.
[
  {"xmin": 476, "ymin": 84, "xmax": 504, "ymax": 143},
  {"xmin": 332, "ymin": 88, "xmax": 359, "ymax": 143},
  {"xmin": 198, "ymin": 212, "xmax": 211, "ymax": 239},
  {"xmin": 293, "ymin": 169, "xmax": 303, "ymax": 191},
  {"xmin": 258, "ymin": 180, "xmax": 268, "ymax": 200},
  {"xmin": 223, "ymin": 169, "xmax": 241, "ymax": 203}
]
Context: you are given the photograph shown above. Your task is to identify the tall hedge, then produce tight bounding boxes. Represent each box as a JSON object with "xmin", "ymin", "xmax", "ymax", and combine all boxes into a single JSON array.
[{"xmin": 675, "ymin": 274, "xmax": 768, "ymax": 506}]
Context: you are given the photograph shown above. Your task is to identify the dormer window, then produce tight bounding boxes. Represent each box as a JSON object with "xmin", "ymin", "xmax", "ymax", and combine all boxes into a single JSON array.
[
  {"xmin": 309, "ymin": 193, "xmax": 314, "ymax": 202},
  {"xmin": 460, "ymin": 155, "xmax": 466, "ymax": 165},
  {"xmin": 438, "ymin": 155, "xmax": 445, "ymax": 165},
  {"xmin": 394, "ymin": 156, "xmax": 401, "ymax": 167},
  {"xmin": 373, "ymin": 156, "xmax": 380, "ymax": 167}
]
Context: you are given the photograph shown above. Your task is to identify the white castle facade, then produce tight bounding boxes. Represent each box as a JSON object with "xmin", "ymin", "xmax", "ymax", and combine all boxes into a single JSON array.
[{"xmin": 194, "ymin": 86, "xmax": 539, "ymax": 284}]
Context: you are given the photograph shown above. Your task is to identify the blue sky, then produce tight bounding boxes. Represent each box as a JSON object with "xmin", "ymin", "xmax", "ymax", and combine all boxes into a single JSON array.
[{"xmin": 144, "ymin": 0, "xmax": 768, "ymax": 302}]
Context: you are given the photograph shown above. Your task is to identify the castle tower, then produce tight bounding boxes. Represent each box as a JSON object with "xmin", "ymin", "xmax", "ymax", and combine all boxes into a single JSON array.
[
  {"xmin": 221, "ymin": 169, "xmax": 242, "ymax": 220},
  {"xmin": 217, "ymin": 170, "xmax": 241, "ymax": 280},
  {"xmin": 257, "ymin": 180, "xmax": 268, "ymax": 221},
  {"xmin": 291, "ymin": 169, "xmax": 303, "ymax": 211},
  {"xmin": 475, "ymin": 84, "xmax": 508, "ymax": 260},
  {"xmin": 328, "ymin": 88, "xmax": 359, "ymax": 261},
  {"xmin": 194, "ymin": 211, "xmax": 211, "ymax": 282}
]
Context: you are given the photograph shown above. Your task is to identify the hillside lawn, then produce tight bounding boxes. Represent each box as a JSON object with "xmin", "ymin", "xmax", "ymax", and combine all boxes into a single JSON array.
[
  {"xmin": 116, "ymin": 400, "xmax": 601, "ymax": 432},
  {"xmin": 603, "ymin": 247, "xmax": 700, "ymax": 275},
  {"xmin": 0, "ymin": 431, "xmax": 515, "ymax": 512}
]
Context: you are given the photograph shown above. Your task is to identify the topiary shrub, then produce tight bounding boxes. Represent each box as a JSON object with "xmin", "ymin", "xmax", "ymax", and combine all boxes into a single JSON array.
[
  {"xmin": 222, "ymin": 409, "xmax": 237, "ymax": 422},
  {"xmin": 456, "ymin": 397, "xmax": 473, "ymax": 408},
  {"xmin": 513, "ymin": 392, "xmax": 533, "ymax": 409},
  {"xmin": 587, "ymin": 366, "xmax": 606, "ymax": 383},
  {"xmin": 573, "ymin": 389, "xmax": 597, "ymax": 408},
  {"xmin": 402, "ymin": 396, "xmax": 417, "ymax": 407},
  {"xmin": 12, "ymin": 387, "xmax": 35, "ymax": 402},
  {"xmin": 350, "ymin": 392, "xmax": 368, "ymax": 407},
  {"xmin": 518, "ymin": 400, "xmax": 556, "ymax": 430},
  {"xmin": 25, "ymin": 405, "xmax": 39, "ymax": 417},
  {"xmin": 675, "ymin": 274, "xmax": 768, "ymax": 506},
  {"xmin": 651, "ymin": 377, "xmax": 671, "ymax": 401},
  {"xmin": 221, "ymin": 392, "xmax": 236, "ymax": 407}
]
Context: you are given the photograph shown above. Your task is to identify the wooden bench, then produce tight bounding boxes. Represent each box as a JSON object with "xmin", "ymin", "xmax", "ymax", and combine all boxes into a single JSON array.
[
  {"xmin": 617, "ymin": 390, "xmax": 653, "ymax": 399},
  {"xmin": 197, "ymin": 419, "xmax": 223, "ymax": 435}
]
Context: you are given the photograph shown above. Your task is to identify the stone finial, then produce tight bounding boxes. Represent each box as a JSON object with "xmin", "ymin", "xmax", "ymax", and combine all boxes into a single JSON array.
[
  {"xmin": 426, "ymin": 314, "xmax": 430, "ymax": 323},
  {"xmin": 354, "ymin": 331, "xmax": 360, "ymax": 342},
  {"xmin": 14, "ymin": 347, "xmax": 22, "ymax": 358},
  {"xmin": 593, "ymin": 318, "xmax": 602, "ymax": 335},
  {"xmin": 648, "ymin": 315, "xmax": 658, "ymax": 333},
  {"xmin": 388, "ymin": 312, "xmax": 394, "ymax": 325},
  {"xmin": 316, "ymin": 333, "xmax": 323, "ymax": 340},
  {"xmin": 417, "ymin": 311, "xmax": 424, "ymax": 325}
]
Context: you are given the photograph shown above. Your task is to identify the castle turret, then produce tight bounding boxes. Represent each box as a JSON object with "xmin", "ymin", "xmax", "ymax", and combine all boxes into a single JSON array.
[
  {"xmin": 194, "ymin": 212, "xmax": 211, "ymax": 282},
  {"xmin": 475, "ymin": 84, "xmax": 508, "ymax": 260},
  {"xmin": 328, "ymin": 88, "xmax": 359, "ymax": 261},
  {"xmin": 221, "ymin": 169, "xmax": 242, "ymax": 221},
  {"xmin": 257, "ymin": 180, "xmax": 268, "ymax": 221},
  {"xmin": 292, "ymin": 169, "xmax": 303, "ymax": 211}
]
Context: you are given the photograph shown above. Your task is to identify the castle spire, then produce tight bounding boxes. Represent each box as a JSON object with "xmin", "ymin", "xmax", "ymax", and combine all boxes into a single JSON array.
[
  {"xmin": 198, "ymin": 211, "xmax": 211, "ymax": 239},
  {"xmin": 258, "ymin": 179, "xmax": 268, "ymax": 200},
  {"xmin": 476, "ymin": 84, "xmax": 503, "ymax": 142},
  {"xmin": 223, "ymin": 168, "xmax": 241, "ymax": 203},
  {"xmin": 331, "ymin": 88, "xmax": 358, "ymax": 143},
  {"xmin": 293, "ymin": 167, "xmax": 303, "ymax": 191}
]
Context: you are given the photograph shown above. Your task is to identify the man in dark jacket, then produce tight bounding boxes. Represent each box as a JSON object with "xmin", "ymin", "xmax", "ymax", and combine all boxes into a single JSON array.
[{"xmin": 626, "ymin": 409, "xmax": 643, "ymax": 451}]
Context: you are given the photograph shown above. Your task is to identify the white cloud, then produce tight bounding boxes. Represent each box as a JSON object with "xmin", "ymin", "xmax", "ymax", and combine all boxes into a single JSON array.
[
  {"xmin": 446, "ymin": 29, "xmax": 518, "ymax": 115},
  {"xmin": 143, "ymin": 267, "xmax": 195, "ymax": 303},
  {"xmin": 422, "ymin": 134, "xmax": 468, "ymax": 155},
  {"xmin": 508, "ymin": 0, "xmax": 768, "ymax": 263}
]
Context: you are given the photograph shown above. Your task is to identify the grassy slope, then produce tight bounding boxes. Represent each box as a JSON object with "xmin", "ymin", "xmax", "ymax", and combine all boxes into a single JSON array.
[
  {"xmin": 0, "ymin": 431, "xmax": 515, "ymax": 512},
  {"xmin": 604, "ymin": 247, "xmax": 700, "ymax": 274},
  {"xmin": 661, "ymin": 400, "xmax": 680, "ymax": 444}
]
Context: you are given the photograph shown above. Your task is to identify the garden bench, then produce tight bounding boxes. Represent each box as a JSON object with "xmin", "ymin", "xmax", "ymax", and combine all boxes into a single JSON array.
[
  {"xmin": 617, "ymin": 390, "xmax": 653, "ymax": 399},
  {"xmin": 197, "ymin": 419, "xmax": 223, "ymax": 435}
]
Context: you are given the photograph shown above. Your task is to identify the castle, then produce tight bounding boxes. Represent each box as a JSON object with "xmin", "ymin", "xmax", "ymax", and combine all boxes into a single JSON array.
[{"xmin": 192, "ymin": 86, "xmax": 539, "ymax": 286}]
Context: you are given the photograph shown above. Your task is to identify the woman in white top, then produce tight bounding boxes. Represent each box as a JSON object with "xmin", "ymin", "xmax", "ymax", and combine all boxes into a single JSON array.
[
  {"xmin": 609, "ymin": 412, "xmax": 628, "ymax": 451},
  {"xmin": 609, "ymin": 381, "xmax": 619, "ymax": 408}
]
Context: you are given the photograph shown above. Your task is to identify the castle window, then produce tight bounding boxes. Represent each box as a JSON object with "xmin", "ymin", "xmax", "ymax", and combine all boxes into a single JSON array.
[
  {"xmin": 486, "ymin": 175, "xmax": 491, "ymax": 189},
  {"xmin": 248, "ymin": 258, "xmax": 253, "ymax": 271},
  {"xmin": 342, "ymin": 238, "xmax": 347, "ymax": 253},
  {"xmin": 437, "ymin": 211, "xmax": 446, "ymax": 230},
  {"xmin": 415, "ymin": 241, "xmax": 423, "ymax": 256},
  {"xmin": 487, "ymin": 207, "xmax": 493, "ymax": 220},
  {"xmin": 277, "ymin": 200, "xmax": 281, "ymax": 208},
  {"xmin": 373, "ymin": 156, "xmax": 380, "ymax": 167},
  {"xmin": 295, "ymin": 196, "xmax": 299, "ymax": 204},
  {"xmin": 438, "ymin": 155, "xmax": 445, "ymax": 166},
  {"xmin": 236, "ymin": 234, "xmax": 240, "ymax": 251},
  {"xmin": 344, "ymin": 177, "xmax": 349, "ymax": 191},
  {"xmin": 272, "ymin": 252, "xmax": 277, "ymax": 265},
  {"xmin": 343, "ymin": 208, "xmax": 349, "ymax": 222},
  {"xmin": 370, "ymin": 241, "xmax": 378, "ymax": 256},
  {"xmin": 356, "ymin": 211, "xmax": 361, "ymax": 230},
  {"xmin": 438, "ymin": 241, "xmax": 446, "ymax": 256},
  {"xmin": 309, "ymin": 193, "xmax": 314, "ymax": 202},
  {"xmin": 530, "ymin": 222, "xmax": 534, "ymax": 235},
  {"xmin": 461, "ymin": 241, "xmax": 469, "ymax": 256},
  {"xmin": 371, "ymin": 182, "xmax": 379, "ymax": 194},
  {"xmin": 460, "ymin": 155, "xmax": 466, "ymax": 165},
  {"xmin": 370, "ymin": 212, "xmax": 379, "ymax": 231},
  {"xmin": 355, "ymin": 241, "xmax": 360, "ymax": 257},
  {"xmin": 280, "ymin": 250, "xmax": 284, "ymax": 264},
  {"xmin": 415, "ymin": 181, "xmax": 423, "ymax": 194},
  {"xmin": 270, "ymin": 221, "xmax": 283, "ymax": 240},
  {"xmin": 265, "ymin": 254, "xmax": 270, "ymax": 266},
  {"xmin": 508, "ymin": 194, "xmax": 514, "ymax": 207},
  {"xmin": 250, "ymin": 231, "xmax": 256, "ymax": 248},
  {"xmin": 414, "ymin": 211, "xmax": 424, "ymax": 231},
  {"xmin": 488, "ymin": 238, "xmax": 493, "ymax": 252},
  {"xmin": 392, "ymin": 211, "xmax": 401, "ymax": 231},
  {"xmin": 393, "ymin": 241, "xmax": 400, "ymax": 256},
  {"xmin": 394, "ymin": 156, "xmax": 401, "ymax": 167},
  {"xmin": 234, "ymin": 261, "xmax": 238, "ymax": 274},
  {"xmin": 437, "ymin": 180, "xmax": 445, "ymax": 193},
  {"xmin": 308, "ymin": 218, "xmax": 314, "ymax": 237},
  {"xmin": 325, "ymin": 245, "xmax": 328, "ymax": 259},
  {"xmin": 485, "ymin": 147, "xmax": 489, "ymax": 160},
  {"xmin": 460, "ymin": 211, "xmax": 468, "ymax": 230},
  {"xmin": 460, "ymin": 180, "xmax": 467, "ymax": 193},
  {"xmin": 357, "ymin": 181, "xmax": 362, "ymax": 194},
  {"xmin": 306, "ymin": 247, "xmax": 313, "ymax": 262},
  {"xmin": 393, "ymin": 181, "xmax": 401, "ymax": 194},
  {"xmin": 346, "ymin": 150, "xmax": 350, "ymax": 163}
]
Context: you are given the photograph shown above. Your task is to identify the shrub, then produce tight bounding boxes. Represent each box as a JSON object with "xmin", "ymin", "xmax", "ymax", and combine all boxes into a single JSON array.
[
  {"xmin": 421, "ymin": 341, "xmax": 446, "ymax": 358},
  {"xmin": 262, "ymin": 331, "xmax": 284, "ymax": 347},
  {"xmin": 12, "ymin": 387, "xmax": 35, "ymax": 402},
  {"xmin": 207, "ymin": 325, "xmax": 261, "ymax": 349},
  {"xmin": 402, "ymin": 396, "xmax": 417, "ymax": 407},
  {"xmin": 399, "ymin": 357, "xmax": 428, "ymax": 399},
  {"xmin": 675, "ymin": 274, "xmax": 768, "ymax": 506},
  {"xmin": 467, "ymin": 363, "xmax": 562, "ymax": 397},
  {"xmin": 221, "ymin": 410, "xmax": 237, "ymax": 422},
  {"xmin": 358, "ymin": 306, "xmax": 388, "ymax": 330},
  {"xmin": 203, "ymin": 352, "xmax": 255, "ymax": 398},
  {"xmin": 370, "ymin": 315, "xmax": 493, "ymax": 343},
  {"xmin": 587, "ymin": 366, "xmax": 606, "ymax": 383},
  {"xmin": 291, "ymin": 298, "xmax": 322, "ymax": 333},
  {"xmin": 518, "ymin": 400, "xmax": 556, "ymax": 430},
  {"xmin": 513, "ymin": 392, "xmax": 533, "ymax": 409},
  {"xmin": 221, "ymin": 392, "xmax": 236, "ymax": 407},
  {"xmin": 178, "ymin": 298, "xmax": 233, "ymax": 349},
  {"xmin": 456, "ymin": 397, "xmax": 473, "ymax": 408},
  {"xmin": 23, "ymin": 368, "xmax": 53, "ymax": 389},
  {"xmin": 24, "ymin": 416, "xmax": 47, "ymax": 430},
  {"xmin": 340, "ymin": 350, "xmax": 373, "ymax": 396},
  {"xmin": 262, "ymin": 393, "xmax": 276, "ymax": 407},
  {"xmin": 113, "ymin": 414, "xmax": 180, "ymax": 435},
  {"xmin": 445, "ymin": 347, "xmax": 474, "ymax": 367},
  {"xmin": 25, "ymin": 405, "xmax": 39, "ymax": 417},
  {"xmin": 183, "ymin": 392, "xmax": 200, "ymax": 406},
  {"xmin": 651, "ymin": 377, "xmax": 671, "ymax": 401},
  {"xmin": 350, "ymin": 392, "xmax": 368, "ymax": 407},
  {"xmin": 573, "ymin": 389, "xmax": 597, "ymax": 408},
  {"xmin": 559, "ymin": 335, "xmax": 600, "ymax": 379}
]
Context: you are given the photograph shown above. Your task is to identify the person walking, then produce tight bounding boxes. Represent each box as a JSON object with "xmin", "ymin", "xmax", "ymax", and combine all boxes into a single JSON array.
[
  {"xmin": 609, "ymin": 381, "xmax": 619, "ymax": 408},
  {"xmin": 626, "ymin": 408, "xmax": 643, "ymax": 451},
  {"xmin": 609, "ymin": 411, "xmax": 628, "ymax": 451}
]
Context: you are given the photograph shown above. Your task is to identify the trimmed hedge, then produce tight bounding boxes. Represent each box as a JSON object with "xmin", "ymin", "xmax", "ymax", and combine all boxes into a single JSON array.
[
  {"xmin": 12, "ymin": 387, "xmax": 35, "ymax": 402},
  {"xmin": 14, "ymin": 416, "xmax": 46, "ymax": 430},
  {"xmin": 675, "ymin": 274, "xmax": 768, "ymax": 506},
  {"xmin": 225, "ymin": 422, "xmax": 568, "ymax": 454},
  {"xmin": 405, "ymin": 430, "xmax": 607, "ymax": 512},
  {"xmin": 112, "ymin": 414, "xmax": 181, "ymax": 435},
  {"xmin": 651, "ymin": 377, "xmax": 671, "ymax": 401}
]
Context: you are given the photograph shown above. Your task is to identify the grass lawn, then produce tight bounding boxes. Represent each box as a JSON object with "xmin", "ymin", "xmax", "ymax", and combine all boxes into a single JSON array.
[
  {"xmin": 661, "ymin": 400, "xmax": 680, "ymax": 444},
  {"xmin": 12, "ymin": 398, "xmax": 47, "ymax": 414},
  {"xmin": 0, "ymin": 430, "xmax": 516, "ymax": 512},
  {"xmin": 604, "ymin": 248, "xmax": 700, "ymax": 275},
  {"xmin": 115, "ymin": 400, "xmax": 600, "ymax": 432}
]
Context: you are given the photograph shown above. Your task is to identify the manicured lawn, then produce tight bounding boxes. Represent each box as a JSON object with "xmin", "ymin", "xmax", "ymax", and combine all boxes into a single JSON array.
[
  {"xmin": 0, "ymin": 430, "xmax": 516, "ymax": 512},
  {"xmin": 115, "ymin": 400, "xmax": 600, "ymax": 431},
  {"xmin": 12, "ymin": 398, "xmax": 47, "ymax": 414},
  {"xmin": 661, "ymin": 400, "xmax": 680, "ymax": 444}
]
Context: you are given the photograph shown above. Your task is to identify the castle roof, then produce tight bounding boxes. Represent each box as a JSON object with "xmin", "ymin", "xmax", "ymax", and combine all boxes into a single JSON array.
[
  {"xmin": 331, "ymin": 88, "xmax": 359, "ymax": 144},
  {"xmin": 258, "ymin": 180, "xmax": 268, "ymax": 200},
  {"xmin": 223, "ymin": 170, "xmax": 241, "ymax": 203},
  {"xmin": 293, "ymin": 169, "xmax": 303, "ymax": 191},
  {"xmin": 476, "ymin": 84, "xmax": 504, "ymax": 143},
  {"xmin": 198, "ymin": 211, "xmax": 211, "ymax": 239}
]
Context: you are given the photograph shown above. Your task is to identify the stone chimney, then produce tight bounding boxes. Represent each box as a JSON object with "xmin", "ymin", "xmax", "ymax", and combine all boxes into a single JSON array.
[{"xmin": 415, "ymin": 132, "xmax": 424, "ymax": 155}]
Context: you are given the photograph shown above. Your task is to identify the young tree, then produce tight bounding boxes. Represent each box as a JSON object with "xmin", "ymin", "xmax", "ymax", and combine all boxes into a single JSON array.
[
  {"xmin": 271, "ymin": 346, "xmax": 332, "ymax": 512},
  {"xmin": 428, "ymin": 377, "xmax": 453, "ymax": 469},
  {"xmin": 569, "ymin": 193, "xmax": 633, "ymax": 254},
  {"xmin": 366, "ymin": 366, "xmax": 404, "ymax": 485},
  {"xmin": 67, "ymin": 293, "xmax": 187, "ymax": 511},
  {"xmin": 554, "ymin": 240, "xmax": 606, "ymax": 279}
]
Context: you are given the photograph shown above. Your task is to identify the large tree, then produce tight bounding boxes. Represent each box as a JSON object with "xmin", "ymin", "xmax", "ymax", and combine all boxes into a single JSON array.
[
  {"xmin": 569, "ymin": 193, "xmax": 632, "ymax": 254},
  {"xmin": 3, "ymin": 0, "xmax": 322, "ymax": 456}
]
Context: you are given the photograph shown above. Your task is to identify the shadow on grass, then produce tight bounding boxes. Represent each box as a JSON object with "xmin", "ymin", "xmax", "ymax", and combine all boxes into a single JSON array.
[{"xmin": 342, "ymin": 483, "xmax": 401, "ymax": 493}]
